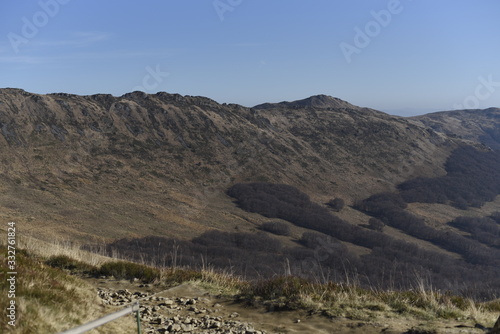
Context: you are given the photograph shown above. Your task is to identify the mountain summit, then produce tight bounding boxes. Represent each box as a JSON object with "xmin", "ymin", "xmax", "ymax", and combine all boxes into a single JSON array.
[{"xmin": 253, "ymin": 94, "xmax": 359, "ymax": 110}]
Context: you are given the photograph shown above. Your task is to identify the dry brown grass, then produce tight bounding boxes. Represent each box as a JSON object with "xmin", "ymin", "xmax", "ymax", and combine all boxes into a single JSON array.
[
  {"xmin": 2, "ymin": 230, "xmax": 499, "ymax": 332},
  {"xmin": 15, "ymin": 234, "xmax": 112, "ymax": 268},
  {"xmin": 407, "ymin": 195, "xmax": 500, "ymax": 226},
  {"xmin": 238, "ymin": 275, "xmax": 499, "ymax": 326},
  {"xmin": 0, "ymin": 245, "xmax": 136, "ymax": 333}
]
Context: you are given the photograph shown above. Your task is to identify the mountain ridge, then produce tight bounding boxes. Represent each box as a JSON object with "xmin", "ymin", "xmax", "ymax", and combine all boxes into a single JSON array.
[
  {"xmin": 412, "ymin": 107, "xmax": 500, "ymax": 150},
  {"xmin": 0, "ymin": 88, "xmax": 454, "ymax": 191},
  {"xmin": 0, "ymin": 88, "xmax": 498, "ymax": 243}
]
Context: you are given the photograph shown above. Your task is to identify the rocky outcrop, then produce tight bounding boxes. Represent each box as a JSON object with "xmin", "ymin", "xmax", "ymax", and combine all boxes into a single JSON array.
[{"xmin": 97, "ymin": 287, "xmax": 266, "ymax": 334}]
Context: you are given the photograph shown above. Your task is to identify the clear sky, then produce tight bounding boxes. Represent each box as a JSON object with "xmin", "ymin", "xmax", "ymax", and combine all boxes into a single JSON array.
[{"xmin": 1, "ymin": 0, "xmax": 499, "ymax": 116}]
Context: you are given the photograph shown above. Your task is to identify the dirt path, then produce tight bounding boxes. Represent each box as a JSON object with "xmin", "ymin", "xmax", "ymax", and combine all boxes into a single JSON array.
[{"xmin": 92, "ymin": 280, "xmax": 488, "ymax": 334}]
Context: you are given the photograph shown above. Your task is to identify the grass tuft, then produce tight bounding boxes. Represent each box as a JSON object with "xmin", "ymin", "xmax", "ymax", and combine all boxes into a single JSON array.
[
  {"xmin": 0, "ymin": 246, "xmax": 112, "ymax": 333},
  {"xmin": 97, "ymin": 261, "xmax": 161, "ymax": 283},
  {"xmin": 2, "ymin": 233, "xmax": 499, "ymax": 331},
  {"xmin": 45, "ymin": 255, "xmax": 96, "ymax": 275},
  {"xmin": 161, "ymin": 268, "xmax": 203, "ymax": 285}
]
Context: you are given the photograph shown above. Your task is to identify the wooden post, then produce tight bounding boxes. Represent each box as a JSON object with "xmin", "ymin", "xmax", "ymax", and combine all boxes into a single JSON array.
[{"xmin": 135, "ymin": 302, "xmax": 142, "ymax": 334}]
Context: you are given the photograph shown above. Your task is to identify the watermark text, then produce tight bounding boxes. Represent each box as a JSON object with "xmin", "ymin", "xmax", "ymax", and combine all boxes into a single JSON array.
[
  {"xmin": 453, "ymin": 74, "xmax": 500, "ymax": 109},
  {"xmin": 213, "ymin": 0, "xmax": 243, "ymax": 21},
  {"xmin": 340, "ymin": 0, "xmax": 409, "ymax": 63},
  {"xmin": 132, "ymin": 65, "xmax": 169, "ymax": 92},
  {"xmin": 6, "ymin": 221, "xmax": 17, "ymax": 327},
  {"xmin": 7, "ymin": 0, "xmax": 72, "ymax": 53}
]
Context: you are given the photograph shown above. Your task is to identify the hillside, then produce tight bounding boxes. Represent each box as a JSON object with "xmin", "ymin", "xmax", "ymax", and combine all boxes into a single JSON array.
[
  {"xmin": 2, "ymin": 88, "xmax": 500, "ymax": 332},
  {"xmin": 1, "ymin": 238, "xmax": 499, "ymax": 333},
  {"xmin": 1, "ymin": 88, "xmax": 500, "ymax": 298},
  {"xmin": 412, "ymin": 108, "xmax": 500, "ymax": 149},
  {"xmin": 0, "ymin": 88, "xmax": 461, "ymax": 241}
]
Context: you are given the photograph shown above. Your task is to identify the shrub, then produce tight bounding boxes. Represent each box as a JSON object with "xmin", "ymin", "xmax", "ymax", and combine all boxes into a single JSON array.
[
  {"xmin": 260, "ymin": 221, "xmax": 291, "ymax": 236},
  {"xmin": 449, "ymin": 216, "xmax": 500, "ymax": 248},
  {"xmin": 327, "ymin": 198, "xmax": 345, "ymax": 212},
  {"xmin": 102, "ymin": 180, "xmax": 500, "ymax": 298},
  {"xmin": 98, "ymin": 261, "xmax": 160, "ymax": 283},
  {"xmin": 163, "ymin": 268, "xmax": 203, "ymax": 284},
  {"xmin": 356, "ymin": 192, "xmax": 407, "ymax": 216},
  {"xmin": 357, "ymin": 188, "xmax": 500, "ymax": 266},
  {"xmin": 45, "ymin": 255, "xmax": 96, "ymax": 275},
  {"xmin": 482, "ymin": 299, "xmax": 500, "ymax": 312},
  {"xmin": 490, "ymin": 212, "xmax": 500, "ymax": 225},
  {"xmin": 242, "ymin": 276, "xmax": 311, "ymax": 304},
  {"xmin": 367, "ymin": 218, "xmax": 385, "ymax": 232},
  {"xmin": 193, "ymin": 230, "xmax": 282, "ymax": 253},
  {"xmin": 0, "ymin": 247, "xmax": 106, "ymax": 333},
  {"xmin": 399, "ymin": 146, "xmax": 500, "ymax": 208}
]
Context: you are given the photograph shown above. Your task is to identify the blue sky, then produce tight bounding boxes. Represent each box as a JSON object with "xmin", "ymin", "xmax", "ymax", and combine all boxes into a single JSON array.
[{"xmin": 1, "ymin": 0, "xmax": 500, "ymax": 116}]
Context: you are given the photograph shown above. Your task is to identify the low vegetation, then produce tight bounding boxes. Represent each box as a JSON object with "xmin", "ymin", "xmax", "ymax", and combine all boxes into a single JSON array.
[
  {"xmin": 259, "ymin": 221, "xmax": 291, "ymax": 236},
  {"xmin": 1, "ymin": 242, "xmax": 498, "ymax": 333},
  {"xmin": 2, "ymin": 145, "xmax": 500, "ymax": 331},
  {"xmin": 98, "ymin": 261, "xmax": 161, "ymax": 283},
  {"xmin": 449, "ymin": 216, "xmax": 500, "ymax": 249},
  {"xmin": 224, "ymin": 182, "xmax": 500, "ymax": 298},
  {"xmin": 358, "ymin": 192, "xmax": 500, "ymax": 266},
  {"xmin": 45, "ymin": 255, "xmax": 96, "ymax": 275},
  {"xmin": 240, "ymin": 275, "xmax": 496, "ymax": 322},
  {"xmin": 399, "ymin": 146, "xmax": 500, "ymax": 209},
  {"xmin": 0, "ymin": 246, "xmax": 129, "ymax": 333},
  {"xmin": 326, "ymin": 197, "xmax": 345, "ymax": 212}
]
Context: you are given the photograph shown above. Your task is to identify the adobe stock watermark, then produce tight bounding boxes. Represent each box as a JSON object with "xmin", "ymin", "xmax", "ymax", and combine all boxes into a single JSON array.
[
  {"xmin": 453, "ymin": 74, "xmax": 500, "ymax": 110},
  {"xmin": 7, "ymin": 0, "xmax": 72, "ymax": 54},
  {"xmin": 340, "ymin": 0, "xmax": 410, "ymax": 64},
  {"xmin": 132, "ymin": 65, "xmax": 169, "ymax": 93},
  {"xmin": 213, "ymin": 0, "xmax": 243, "ymax": 21}
]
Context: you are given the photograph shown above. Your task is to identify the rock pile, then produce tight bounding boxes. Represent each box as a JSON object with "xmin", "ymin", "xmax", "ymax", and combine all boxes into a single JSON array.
[
  {"xmin": 97, "ymin": 288, "xmax": 267, "ymax": 334},
  {"xmin": 98, "ymin": 288, "xmax": 149, "ymax": 306}
]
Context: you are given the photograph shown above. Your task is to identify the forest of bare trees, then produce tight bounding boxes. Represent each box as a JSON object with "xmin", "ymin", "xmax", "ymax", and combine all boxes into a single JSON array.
[{"xmin": 99, "ymin": 145, "xmax": 500, "ymax": 300}]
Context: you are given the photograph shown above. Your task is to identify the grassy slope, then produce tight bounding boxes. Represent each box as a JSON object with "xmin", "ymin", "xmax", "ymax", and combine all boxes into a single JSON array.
[
  {"xmin": 0, "ymin": 246, "xmax": 136, "ymax": 333},
  {"xmin": 0, "ymin": 231, "xmax": 141, "ymax": 333},
  {"xmin": 1, "ymin": 234, "xmax": 499, "ymax": 333},
  {"xmin": 0, "ymin": 88, "xmax": 457, "ymax": 245}
]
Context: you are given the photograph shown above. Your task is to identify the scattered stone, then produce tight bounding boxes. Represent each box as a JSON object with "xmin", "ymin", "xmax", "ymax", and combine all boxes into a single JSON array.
[
  {"xmin": 169, "ymin": 323, "xmax": 181, "ymax": 331},
  {"xmin": 181, "ymin": 323, "xmax": 193, "ymax": 331},
  {"xmin": 96, "ymin": 287, "xmax": 267, "ymax": 333}
]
